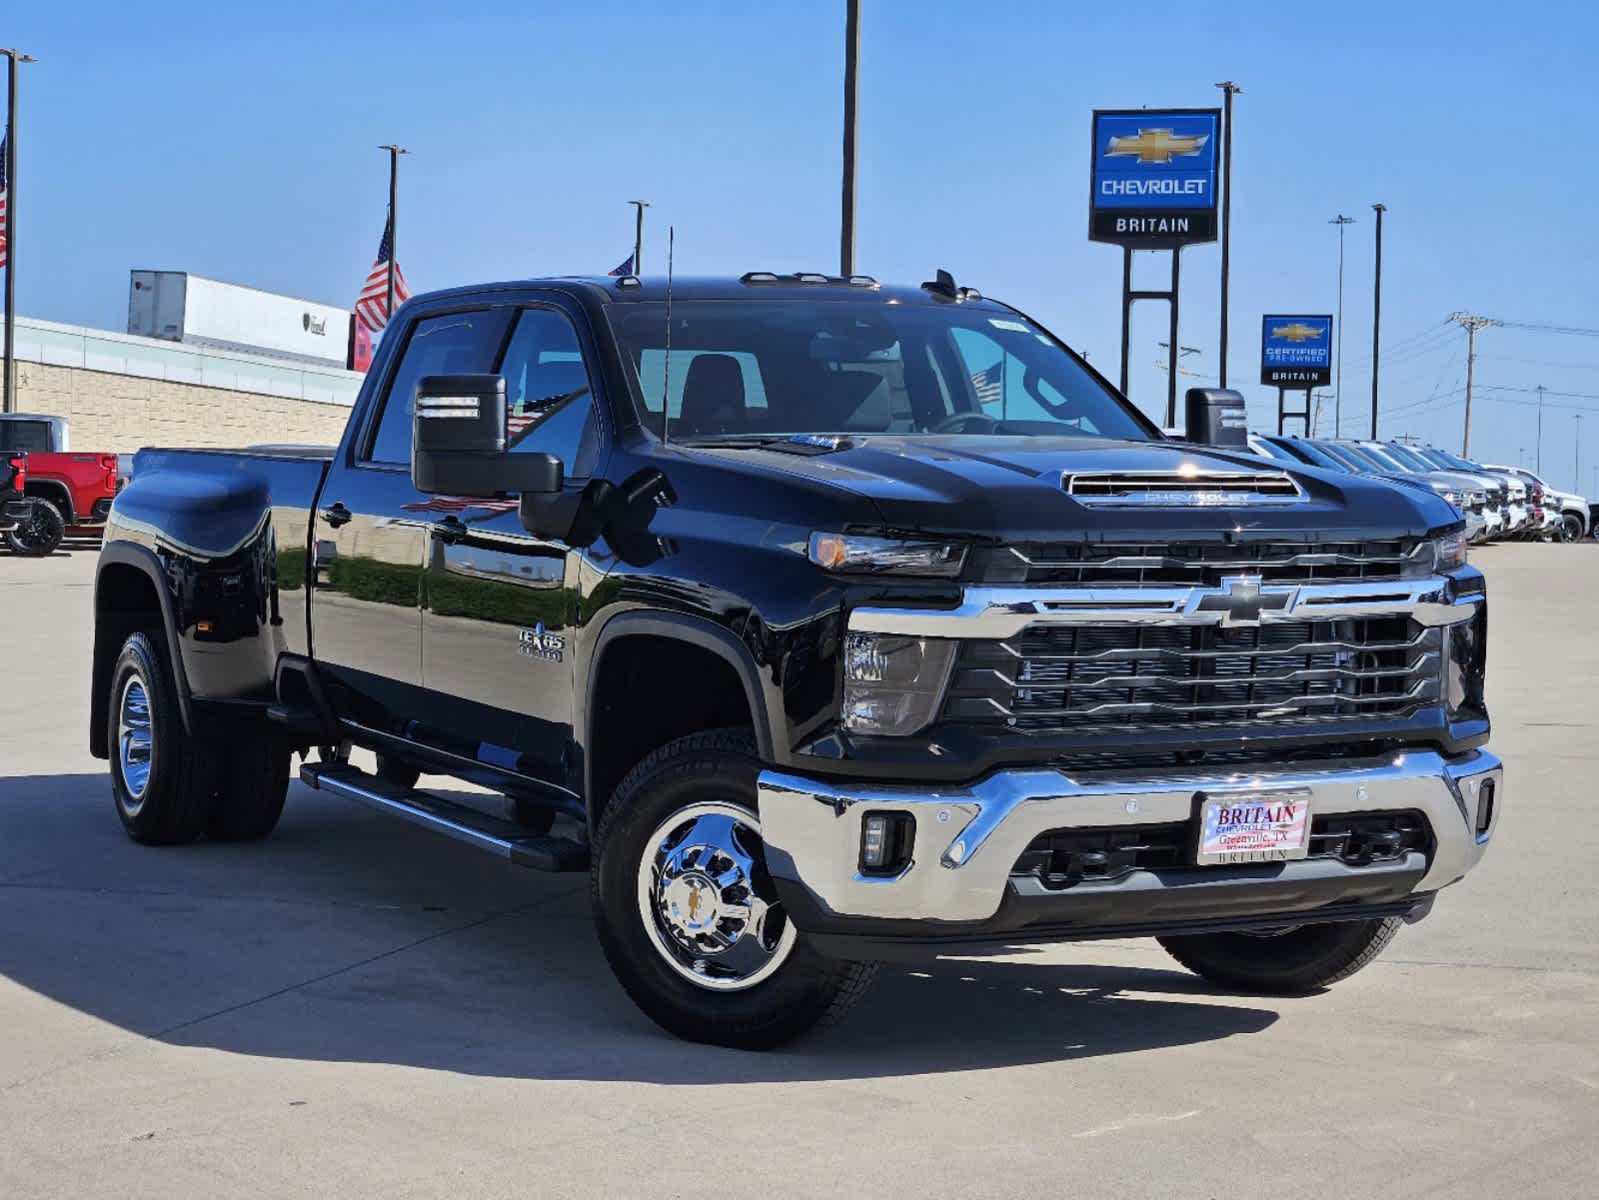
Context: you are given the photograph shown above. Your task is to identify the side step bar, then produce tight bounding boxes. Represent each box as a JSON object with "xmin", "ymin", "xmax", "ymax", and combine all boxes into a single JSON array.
[{"xmin": 300, "ymin": 761, "xmax": 589, "ymax": 872}]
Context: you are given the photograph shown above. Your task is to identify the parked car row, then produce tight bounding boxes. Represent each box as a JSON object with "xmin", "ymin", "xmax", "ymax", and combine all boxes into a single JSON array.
[{"xmin": 1250, "ymin": 435, "xmax": 1590, "ymax": 544}]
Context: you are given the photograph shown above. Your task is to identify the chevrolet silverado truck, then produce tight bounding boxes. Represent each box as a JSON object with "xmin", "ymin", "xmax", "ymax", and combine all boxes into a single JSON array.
[
  {"xmin": 91, "ymin": 272, "xmax": 1501, "ymax": 1048},
  {"xmin": 0, "ymin": 413, "xmax": 122, "ymax": 547},
  {"xmin": 1, "ymin": 450, "xmax": 65, "ymax": 556}
]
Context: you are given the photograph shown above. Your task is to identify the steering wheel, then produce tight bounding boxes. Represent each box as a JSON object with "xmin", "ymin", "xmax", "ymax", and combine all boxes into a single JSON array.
[{"xmin": 928, "ymin": 412, "xmax": 1001, "ymax": 435}]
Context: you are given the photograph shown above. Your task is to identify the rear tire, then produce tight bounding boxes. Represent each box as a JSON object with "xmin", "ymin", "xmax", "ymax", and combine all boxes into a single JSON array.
[
  {"xmin": 204, "ymin": 735, "xmax": 290, "ymax": 841},
  {"xmin": 6, "ymin": 500, "xmax": 64, "ymax": 557},
  {"xmin": 1158, "ymin": 916, "xmax": 1403, "ymax": 995},
  {"xmin": 108, "ymin": 631, "xmax": 215, "ymax": 845},
  {"xmin": 1561, "ymin": 513, "xmax": 1584, "ymax": 543},
  {"xmin": 591, "ymin": 728, "xmax": 875, "ymax": 1048}
]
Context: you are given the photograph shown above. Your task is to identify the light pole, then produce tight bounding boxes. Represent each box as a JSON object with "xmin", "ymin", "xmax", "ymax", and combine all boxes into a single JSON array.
[
  {"xmin": 839, "ymin": 0, "xmax": 861, "ymax": 276},
  {"xmin": 1214, "ymin": 81, "xmax": 1241, "ymax": 387},
  {"xmin": 377, "ymin": 144, "xmax": 409, "ymax": 324},
  {"xmin": 628, "ymin": 200, "xmax": 650, "ymax": 275},
  {"xmin": 1370, "ymin": 203, "xmax": 1386, "ymax": 438},
  {"xmin": 1329, "ymin": 214, "xmax": 1356, "ymax": 436},
  {"xmin": 1575, "ymin": 413, "xmax": 1583, "ymax": 495},
  {"xmin": 2, "ymin": 48, "xmax": 38, "ymax": 415}
]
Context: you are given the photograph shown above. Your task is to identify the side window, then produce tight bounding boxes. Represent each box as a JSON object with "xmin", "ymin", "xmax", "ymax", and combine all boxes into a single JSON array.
[
  {"xmin": 497, "ymin": 308, "xmax": 602, "ymax": 478},
  {"xmin": 365, "ymin": 310, "xmax": 510, "ymax": 464}
]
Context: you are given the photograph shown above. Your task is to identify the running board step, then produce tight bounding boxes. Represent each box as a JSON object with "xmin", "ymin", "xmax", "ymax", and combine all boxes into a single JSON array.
[
  {"xmin": 267, "ymin": 702, "xmax": 334, "ymax": 737},
  {"xmin": 299, "ymin": 762, "xmax": 589, "ymax": 872}
]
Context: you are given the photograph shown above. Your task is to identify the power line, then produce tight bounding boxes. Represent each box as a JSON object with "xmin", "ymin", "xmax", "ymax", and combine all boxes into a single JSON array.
[{"xmin": 1485, "ymin": 318, "xmax": 1599, "ymax": 338}]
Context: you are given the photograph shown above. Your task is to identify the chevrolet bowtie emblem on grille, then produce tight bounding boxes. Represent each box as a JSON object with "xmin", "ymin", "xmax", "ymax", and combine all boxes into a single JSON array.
[
  {"xmin": 1104, "ymin": 128, "xmax": 1210, "ymax": 164},
  {"xmin": 1187, "ymin": 575, "xmax": 1295, "ymax": 628},
  {"xmin": 1270, "ymin": 322, "xmax": 1326, "ymax": 343}
]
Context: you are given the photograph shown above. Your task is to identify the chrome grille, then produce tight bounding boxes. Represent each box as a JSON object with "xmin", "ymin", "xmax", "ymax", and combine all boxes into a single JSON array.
[
  {"xmin": 988, "ymin": 538, "xmax": 1420, "ymax": 587},
  {"xmin": 943, "ymin": 617, "xmax": 1443, "ymax": 732}
]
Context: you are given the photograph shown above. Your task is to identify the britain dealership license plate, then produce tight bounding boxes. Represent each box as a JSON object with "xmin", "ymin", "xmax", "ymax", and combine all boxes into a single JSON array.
[{"xmin": 1196, "ymin": 789, "xmax": 1313, "ymax": 865}]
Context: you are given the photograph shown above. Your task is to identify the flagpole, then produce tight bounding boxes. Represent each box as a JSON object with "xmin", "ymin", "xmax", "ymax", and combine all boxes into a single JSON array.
[
  {"xmin": 2, "ymin": 49, "xmax": 37, "ymax": 415},
  {"xmin": 378, "ymin": 144, "xmax": 409, "ymax": 326},
  {"xmin": 628, "ymin": 200, "xmax": 650, "ymax": 275}
]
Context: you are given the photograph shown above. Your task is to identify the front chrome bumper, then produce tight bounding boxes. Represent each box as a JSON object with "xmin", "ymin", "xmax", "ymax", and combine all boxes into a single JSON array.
[{"xmin": 759, "ymin": 749, "xmax": 1502, "ymax": 926}]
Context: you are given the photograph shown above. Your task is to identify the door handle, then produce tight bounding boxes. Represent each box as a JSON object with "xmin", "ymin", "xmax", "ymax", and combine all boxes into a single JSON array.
[
  {"xmin": 321, "ymin": 502, "xmax": 353, "ymax": 529},
  {"xmin": 434, "ymin": 515, "xmax": 468, "ymax": 544}
]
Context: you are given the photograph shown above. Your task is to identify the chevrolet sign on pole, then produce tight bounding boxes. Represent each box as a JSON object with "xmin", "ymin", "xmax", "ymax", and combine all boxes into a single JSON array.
[
  {"xmin": 1261, "ymin": 314, "xmax": 1334, "ymax": 388},
  {"xmin": 1090, "ymin": 109, "xmax": 1221, "ymax": 248}
]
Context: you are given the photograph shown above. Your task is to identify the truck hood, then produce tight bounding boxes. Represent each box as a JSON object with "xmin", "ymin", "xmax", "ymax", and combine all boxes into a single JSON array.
[{"xmin": 687, "ymin": 435, "xmax": 1458, "ymax": 541}]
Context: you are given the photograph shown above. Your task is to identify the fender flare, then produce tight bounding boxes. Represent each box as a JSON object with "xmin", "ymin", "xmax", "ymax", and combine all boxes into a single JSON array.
[
  {"xmin": 582, "ymin": 609, "xmax": 782, "ymax": 810},
  {"xmin": 24, "ymin": 478, "xmax": 76, "ymax": 524},
  {"xmin": 90, "ymin": 541, "xmax": 194, "ymax": 757}
]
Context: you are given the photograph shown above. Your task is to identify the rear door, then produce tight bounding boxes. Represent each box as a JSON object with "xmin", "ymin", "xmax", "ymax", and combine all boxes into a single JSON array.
[
  {"xmin": 419, "ymin": 300, "xmax": 607, "ymax": 796},
  {"xmin": 312, "ymin": 305, "xmax": 513, "ymax": 728}
]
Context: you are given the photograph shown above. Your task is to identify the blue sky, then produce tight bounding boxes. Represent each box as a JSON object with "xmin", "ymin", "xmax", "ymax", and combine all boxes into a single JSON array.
[{"xmin": 8, "ymin": 1, "xmax": 1599, "ymax": 490}]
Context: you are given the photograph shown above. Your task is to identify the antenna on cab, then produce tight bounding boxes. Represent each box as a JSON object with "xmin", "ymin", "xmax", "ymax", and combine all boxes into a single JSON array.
[{"xmin": 662, "ymin": 225, "xmax": 675, "ymax": 445}]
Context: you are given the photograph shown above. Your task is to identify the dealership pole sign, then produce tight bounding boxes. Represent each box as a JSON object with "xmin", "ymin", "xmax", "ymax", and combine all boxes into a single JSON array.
[
  {"xmin": 1089, "ymin": 109, "xmax": 1221, "ymax": 248},
  {"xmin": 1260, "ymin": 315, "xmax": 1333, "ymax": 388}
]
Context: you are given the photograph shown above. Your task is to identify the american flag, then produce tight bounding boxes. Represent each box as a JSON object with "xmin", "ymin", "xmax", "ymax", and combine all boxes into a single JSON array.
[
  {"xmin": 354, "ymin": 216, "xmax": 410, "ymax": 333},
  {"xmin": 607, "ymin": 252, "xmax": 635, "ymax": 277},
  {"xmin": 0, "ymin": 135, "xmax": 9, "ymax": 270},
  {"xmin": 970, "ymin": 360, "xmax": 1003, "ymax": 406}
]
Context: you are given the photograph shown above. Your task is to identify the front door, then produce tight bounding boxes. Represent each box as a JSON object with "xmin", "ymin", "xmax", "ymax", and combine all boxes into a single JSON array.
[
  {"xmin": 313, "ymin": 305, "xmax": 513, "ymax": 729},
  {"xmin": 420, "ymin": 302, "xmax": 607, "ymax": 797}
]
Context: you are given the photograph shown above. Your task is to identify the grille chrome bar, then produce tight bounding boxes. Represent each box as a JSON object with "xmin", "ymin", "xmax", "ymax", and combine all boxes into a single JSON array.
[
  {"xmin": 851, "ymin": 578, "xmax": 1479, "ymax": 639},
  {"xmin": 1064, "ymin": 469, "xmax": 1304, "ymax": 507}
]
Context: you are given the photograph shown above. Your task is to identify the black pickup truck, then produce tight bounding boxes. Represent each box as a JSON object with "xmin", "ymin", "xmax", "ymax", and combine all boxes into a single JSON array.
[{"xmin": 91, "ymin": 272, "xmax": 1502, "ymax": 1047}]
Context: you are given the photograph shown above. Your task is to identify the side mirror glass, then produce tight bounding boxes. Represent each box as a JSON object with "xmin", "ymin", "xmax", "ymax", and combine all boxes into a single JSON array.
[
  {"xmin": 412, "ymin": 374, "xmax": 563, "ymax": 496},
  {"xmin": 1184, "ymin": 387, "xmax": 1249, "ymax": 447}
]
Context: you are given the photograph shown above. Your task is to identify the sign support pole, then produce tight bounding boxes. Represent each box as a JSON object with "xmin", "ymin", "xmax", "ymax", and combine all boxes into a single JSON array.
[
  {"xmin": 1118, "ymin": 246, "xmax": 1133, "ymax": 396},
  {"xmin": 1165, "ymin": 250, "xmax": 1182, "ymax": 428}
]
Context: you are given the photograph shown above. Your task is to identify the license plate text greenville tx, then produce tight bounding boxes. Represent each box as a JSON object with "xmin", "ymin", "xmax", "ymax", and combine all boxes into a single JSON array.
[{"xmin": 1199, "ymin": 794, "xmax": 1312, "ymax": 865}]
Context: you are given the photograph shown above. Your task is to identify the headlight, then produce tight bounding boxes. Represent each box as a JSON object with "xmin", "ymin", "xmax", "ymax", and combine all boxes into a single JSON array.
[
  {"xmin": 809, "ymin": 532, "xmax": 966, "ymax": 577},
  {"xmin": 841, "ymin": 632, "xmax": 957, "ymax": 735},
  {"xmin": 1407, "ymin": 530, "xmax": 1468, "ymax": 575}
]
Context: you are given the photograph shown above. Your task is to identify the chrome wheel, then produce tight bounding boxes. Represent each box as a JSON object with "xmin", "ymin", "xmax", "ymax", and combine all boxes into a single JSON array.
[
  {"xmin": 635, "ymin": 800, "xmax": 797, "ymax": 992},
  {"xmin": 117, "ymin": 674, "xmax": 155, "ymax": 810}
]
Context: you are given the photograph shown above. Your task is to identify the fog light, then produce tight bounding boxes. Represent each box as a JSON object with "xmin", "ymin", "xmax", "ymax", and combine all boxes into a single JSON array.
[
  {"xmin": 1475, "ymin": 779, "xmax": 1496, "ymax": 838},
  {"xmin": 860, "ymin": 811, "xmax": 913, "ymax": 874}
]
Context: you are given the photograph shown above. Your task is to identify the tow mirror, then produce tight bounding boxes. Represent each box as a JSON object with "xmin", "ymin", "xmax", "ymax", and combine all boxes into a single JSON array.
[
  {"xmin": 411, "ymin": 374, "xmax": 563, "ymax": 496},
  {"xmin": 1184, "ymin": 387, "xmax": 1249, "ymax": 447}
]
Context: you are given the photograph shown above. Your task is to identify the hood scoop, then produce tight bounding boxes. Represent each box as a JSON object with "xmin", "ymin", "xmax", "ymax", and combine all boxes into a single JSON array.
[{"xmin": 1064, "ymin": 469, "xmax": 1304, "ymax": 508}]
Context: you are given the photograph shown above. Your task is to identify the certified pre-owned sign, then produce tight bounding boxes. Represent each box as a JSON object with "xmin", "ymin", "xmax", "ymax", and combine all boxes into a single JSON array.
[
  {"xmin": 1089, "ymin": 108, "xmax": 1221, "ymax": 248},
  {"xmin": 1260, "ymin": 315, "xmax": 1334, "ymax": 387}
]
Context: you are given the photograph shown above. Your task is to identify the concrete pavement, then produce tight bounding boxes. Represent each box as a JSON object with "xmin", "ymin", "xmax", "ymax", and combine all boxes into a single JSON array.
[{"xmin": 1, "ymin": 543, "xmax": 1595, "ymax": 1198}]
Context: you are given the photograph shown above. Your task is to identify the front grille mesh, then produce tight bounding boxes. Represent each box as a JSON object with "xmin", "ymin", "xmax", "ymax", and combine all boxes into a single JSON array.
[{"xmin": 944, "ymin": 617, "xmax": 1442, "ymax": 733}]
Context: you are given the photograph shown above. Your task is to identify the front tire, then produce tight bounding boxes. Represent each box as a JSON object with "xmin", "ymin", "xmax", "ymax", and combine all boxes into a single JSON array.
[
  {"xmin": 204, "ymin": 734, "xmax": 290, "ymax": 841},
  {"xmin": 591, "ymin": 729, "xmax": 875, "ymax": 1048},
  {"xmin": 1561, "ymin": 513, "xmax": 1584, "ymax": 543},
  {"xmin": 6, "ymin": 500, "xmax": 64, "ymax": 557},
  {"xmin": 1158, "ymin": 916, "xmax": 1403, "ymax": 995}
]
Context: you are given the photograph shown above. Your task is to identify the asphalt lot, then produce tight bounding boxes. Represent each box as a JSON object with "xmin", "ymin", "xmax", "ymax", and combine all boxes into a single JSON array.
[{"xmin": 2, "ymin": 543, "xmax": 1596, "ymax": 1199}]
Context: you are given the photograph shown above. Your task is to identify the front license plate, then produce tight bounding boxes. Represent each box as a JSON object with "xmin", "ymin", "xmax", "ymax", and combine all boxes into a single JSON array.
[{"xmin": 1197, "ymin": 789, "xmax": 1313, "ymax": 865}]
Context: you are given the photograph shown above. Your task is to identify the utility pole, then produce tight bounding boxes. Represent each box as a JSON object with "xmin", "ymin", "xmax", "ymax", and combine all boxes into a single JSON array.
[
  {"xmin": 839, "ymin": 0, "xmax": 861, "ymax": 276},
  {"xmin": 627, "ymin": 200, "xmax": 650, "ymax": 275},
  {"xmin": 1451, "ymin": 313, "xmax": 1496, "ymax": 457},
  {"xmin": 378, "ymin": 144, "xmax": 409, "ymax": 323},
  {"xmin": 1329, "ymin": 214, "xmax": 1356, "ymax": 437},
  {"xmin": 1214, "ymin": 81, "xmax": 1241, "ymax": 387},
  {"xmin": 2, "ymin": 49, "xmax": 38, "ymax": 415},
  {"xmin": 1535, "ymin": 383, "xmax": 1546, "ymax": 473},
  {"xmin": 1370, "ymin": 203, "xmax": 1386, "ymax": 439}
]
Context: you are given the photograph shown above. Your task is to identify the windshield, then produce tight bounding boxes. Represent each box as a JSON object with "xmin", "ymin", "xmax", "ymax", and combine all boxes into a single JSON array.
[
  {"xmin": 1272, "ymin": 437, "xmax": 1350, "ymax": 472},
  {"xmin": 1355, "ymin": 443, "xmax": 1412, "ymax": 473},
  {"xmin": 1315, "ymin": 441, "xmax": 1381, "ymax": 473},
  {"xmin": 1371, "ymin": 443, "xmax": 1429, "ymax": 473},
  {"xmin": 606, "ymin": 299, "xmax": 1154, "ymax": 443}
]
